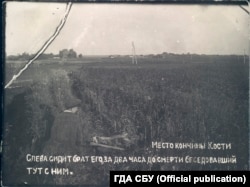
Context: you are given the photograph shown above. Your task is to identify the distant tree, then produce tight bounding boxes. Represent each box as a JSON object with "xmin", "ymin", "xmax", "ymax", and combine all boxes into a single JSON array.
[
  {"xmin": 59, "ymin": 49, "xmax": 77, "ymax": 59},
  {"xmin": 59, "ymin": 49, "xmax": 69, "ymax": 59},
  {"xmin": 68, "ymin": 49, "xmax": 77, "ymax": 58},
  {"xmin": 7, "ymin": 52, "xmax": 62, "ymax": 61},
  {"xmin": 7, "ymin": 55, "xmax": 19, "ymax": 61},
  {"xmin": 19, "ymin": 52, "xmax": 30, "ymax": 60},
  {"xmin": 78, "ymin": 54, "xmax": 83, "ymax": 59},
  {"xmin": 38, "ymin": 53, "xmax": 55, "ymax": 60}
]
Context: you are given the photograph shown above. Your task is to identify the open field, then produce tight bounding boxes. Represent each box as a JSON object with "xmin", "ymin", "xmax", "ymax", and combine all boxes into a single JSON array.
[{"xmin": 3, "ymin": 56, "xmax": 249, "ymax": 185}]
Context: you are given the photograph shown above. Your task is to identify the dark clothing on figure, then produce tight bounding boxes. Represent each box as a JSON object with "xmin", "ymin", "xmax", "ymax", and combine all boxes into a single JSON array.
[{"xmin": 43, "ymin": 112, "xmax": 82, "ymax": 155}]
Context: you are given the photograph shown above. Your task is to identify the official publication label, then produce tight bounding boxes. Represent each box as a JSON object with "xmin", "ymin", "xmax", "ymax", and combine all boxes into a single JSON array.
[{"xmin": 110, "ymin": 171, "xmax": 249, "ymax": 186}]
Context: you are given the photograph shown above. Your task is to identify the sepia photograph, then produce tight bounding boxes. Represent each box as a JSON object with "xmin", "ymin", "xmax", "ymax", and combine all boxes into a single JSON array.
[{"xmin": 2, "ymin": 1, "xmax": 249, "ymax": 186}]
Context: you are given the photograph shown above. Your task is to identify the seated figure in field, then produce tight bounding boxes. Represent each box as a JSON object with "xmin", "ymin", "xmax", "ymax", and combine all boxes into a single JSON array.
[{"xmin": 43, "ymin": 70, "xmax": 83, "ymax": 155}]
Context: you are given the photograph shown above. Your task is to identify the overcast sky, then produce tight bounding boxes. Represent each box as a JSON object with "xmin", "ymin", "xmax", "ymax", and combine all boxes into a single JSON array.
[{"xmin": 5, "ymin": 2, "xmax": 249, "ymax": 56}]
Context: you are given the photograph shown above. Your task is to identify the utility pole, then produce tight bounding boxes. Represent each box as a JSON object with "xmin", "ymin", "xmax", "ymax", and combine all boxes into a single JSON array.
[
  {"xmin": 244, "ymin": 49, "xmax": 246, "ymax": 64},
  {"xmin": 132, "ymin": 42, "xmax": 137, "ymax": 65}
]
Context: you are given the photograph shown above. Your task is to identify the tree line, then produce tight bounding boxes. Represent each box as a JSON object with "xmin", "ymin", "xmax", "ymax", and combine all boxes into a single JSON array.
[{"xmin": 7, "ymin": 49, "xmax": 83, "ymax": 61}]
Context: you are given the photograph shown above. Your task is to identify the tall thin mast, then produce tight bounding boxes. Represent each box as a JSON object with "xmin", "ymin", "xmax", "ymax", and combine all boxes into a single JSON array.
[{"xmin": 132, "ymin": 42, "xmax": 137, "ymax": 65}]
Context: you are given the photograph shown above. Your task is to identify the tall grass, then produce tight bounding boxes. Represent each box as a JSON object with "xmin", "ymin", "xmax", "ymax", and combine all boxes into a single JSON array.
[{"xmin": 3, "ymin": 59, "xmax": 249, "ymax": 185}]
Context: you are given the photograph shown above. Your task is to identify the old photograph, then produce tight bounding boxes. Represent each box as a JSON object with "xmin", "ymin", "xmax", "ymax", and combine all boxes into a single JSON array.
[{"xmin": 2, "ymin": 1, "xmax": 249, "ymax": 186}]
